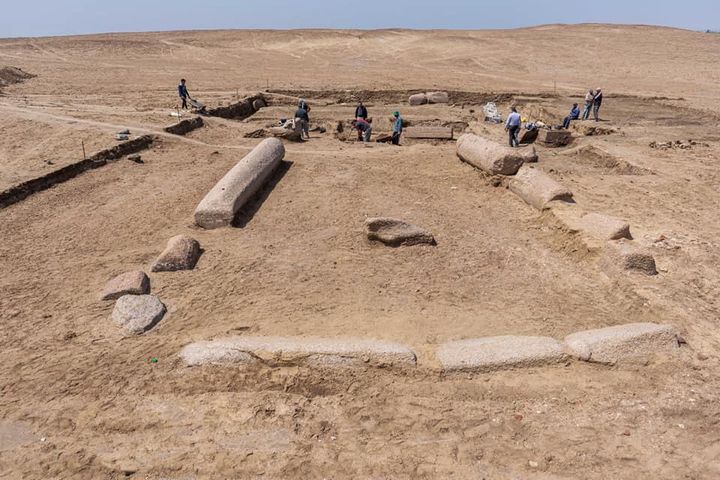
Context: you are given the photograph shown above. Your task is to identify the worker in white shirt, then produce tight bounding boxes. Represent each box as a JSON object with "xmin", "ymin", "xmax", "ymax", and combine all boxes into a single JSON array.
[{"xmin": 505, "ymin": 106, "xmax": 522, "ymax": 148}]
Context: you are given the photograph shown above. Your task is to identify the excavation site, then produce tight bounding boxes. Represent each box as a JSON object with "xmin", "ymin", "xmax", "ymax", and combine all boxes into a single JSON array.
[{"xmin": 1, "ymin": 26, "xmax": 720, "ymax": 479}]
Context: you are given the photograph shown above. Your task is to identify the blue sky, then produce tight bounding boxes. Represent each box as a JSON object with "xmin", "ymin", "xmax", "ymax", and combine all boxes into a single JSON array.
[{"xmin": 1, "ymin": 0, "xmax": 718, "ymax": 38}]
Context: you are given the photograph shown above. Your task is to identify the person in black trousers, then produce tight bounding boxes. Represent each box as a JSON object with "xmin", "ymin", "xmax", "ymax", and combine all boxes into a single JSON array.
[
  {"xmin": 355, "ymin": 101, "xmax": 368, "ymax": 120},
  {"xmin": 593, "ymin": 88, "xmax": 603, "ymax": 122},
  {"xmin": 504, "ymin": 107, "xmax": 521, "ymax": 147},
  {"xmin": 178, "ymin": 79, "xmax": 190, "ymax": 109}
]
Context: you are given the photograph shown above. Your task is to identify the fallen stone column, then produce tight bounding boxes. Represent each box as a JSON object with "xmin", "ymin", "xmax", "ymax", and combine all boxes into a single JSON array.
[
  {"xmin": 180, "ymin": 336, "xmax": 417, "ymax": 368},
  {"xmin": 437, "ymin": 336, "xmax": 567, "ymax": 372},
  {"xmin": 508, "ymin": 165, "xmax": 574, "ymax": 210},
  {"xmin": 194, "ymin": 138, "xmax": 285, "ymax": 229},
  {"xmin": 456, "ymin": 133, "xmax": 537, "ymax": 175},
  {"xmin": 564, "ymin": 323, "xmax": 679, "ymax": 365}
]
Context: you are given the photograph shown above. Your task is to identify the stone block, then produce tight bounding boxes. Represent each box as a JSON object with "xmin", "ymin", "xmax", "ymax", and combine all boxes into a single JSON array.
[
  {"xmin": 111, "ymin": 294, "xmax": 166, "ymax": 334},
  {"xmin": 365, "ymin": 217, "xmax": 436, "ymax": 246},
  {"xmin": 101, "ymin": 271, "xmax": 150, "ymax": 301},
  {"xmin": 426, "ymin": 91, "xmax": 450, "ymax": 104},
  {"xmin": 409, "ymin": 93, "xmax": 428, "ymax": 106},
  {"xmin": 437, "ymin": 336, "xmax": 567, "ymax": 372},
  {"xmin": 404, "ymin": 126, "xmax": 454, "ymax": 139},
  {"xmin": 600, "ymin": 239, "xmax": 657, "ymax": 276},
  {"xmin": 179, "ymin": 336, "xmax": 417, "ymax": 368},
  {"xmin": 537, "ymin": 129, "xmax": 573, "ymax": 147},
  {"xmin": 564, "ymin": 323, "xmax": 679, "ymax": 364},
  {"xmin": 151, "ymin": 235, "xmax": 201, "ymax": 272}
]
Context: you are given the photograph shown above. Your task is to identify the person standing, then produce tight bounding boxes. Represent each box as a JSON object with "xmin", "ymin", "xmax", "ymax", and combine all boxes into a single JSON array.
[
  {"xmin": 355, "ymin": 101, "xmax": 368, "ymax": 120},
  {"xmin": 505, "ymin": 106, "xmax": 521, "ymax": 147},
  {"xmin": 582, "ymin": 89, "xmax": 594, "ymax": 120},
  {"xmin": 294, "ymin": 105, "xmax": 310, "ymax": 140},
  {"xmin": 593, "ymin": 88, "xmax": 603, "ymax": 122},
  {"xmin": 562, "ymin": 103, "xmax": 581, "ymax": 129},
  {"xmin": 391, "ymin": 111, "xmax": 403, "ymax": 145},
  {"xmin": 178, "ymin": 79, "xmax": 191, "ymax": 109},
  {"xmin": 298, "ymin": 98, "xmax": 309, "ymax": 111}
]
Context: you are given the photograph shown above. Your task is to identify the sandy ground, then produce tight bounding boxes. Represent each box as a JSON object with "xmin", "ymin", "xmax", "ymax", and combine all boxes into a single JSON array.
[{"xmin": 1, "ymin": 26, "xmax": 720, "ymax": 479}]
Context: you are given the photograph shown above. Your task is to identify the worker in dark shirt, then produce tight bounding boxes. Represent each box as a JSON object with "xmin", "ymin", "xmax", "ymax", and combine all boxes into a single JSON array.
[
  {"xmin": 593, "ymin": 88, "xmax": 603, "ymax": 122},
  {"xmin": 178, "ymin": 79, "xmax": 191, "ymax": 109},
  {"xmin": 355, "ymin": 101, "xmax": 368, "ymax": 120},
  {"xmin": 352, "ymin": 118, "xmax": 372, "ymax": 142},
  {"xmin": 562, "ymin": 103, "xmax": 581, "ymax": 129},
  {"xmin": 295, "ymin": 105, "xmax": 310, "ymax": 140}
]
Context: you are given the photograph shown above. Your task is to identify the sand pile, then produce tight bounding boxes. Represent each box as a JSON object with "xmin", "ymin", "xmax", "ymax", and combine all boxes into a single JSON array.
[{"xmin": 0, "ymin": 66, "xmax": 35, "ymax": 90}]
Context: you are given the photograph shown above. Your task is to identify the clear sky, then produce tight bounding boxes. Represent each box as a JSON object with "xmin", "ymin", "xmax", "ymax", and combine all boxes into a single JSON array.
[{"xmin": 1, "ymin": 0, "xmax": 718, "ymax": 38}]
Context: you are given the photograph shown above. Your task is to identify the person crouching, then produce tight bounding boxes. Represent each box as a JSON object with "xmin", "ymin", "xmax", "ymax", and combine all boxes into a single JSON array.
[{"xmin": 352, "ymin": 117, "xmax": 372, "ymax": 142}]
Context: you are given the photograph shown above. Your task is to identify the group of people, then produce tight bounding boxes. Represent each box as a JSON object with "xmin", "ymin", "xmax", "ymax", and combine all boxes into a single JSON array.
[
  {"xmin": 563, "ymin": 88, "xmax": 604, "ymax": 128},
  {"xmin": 294, "ymin": 99, "xmax": 403, "ymax": 145},
  {"xmin": 348, "ymin": 101, "xmax": 403, "ymax": 145},
  {"xmin": 504, "ymin": 87, "xmax": 605, "ymax": 147}
]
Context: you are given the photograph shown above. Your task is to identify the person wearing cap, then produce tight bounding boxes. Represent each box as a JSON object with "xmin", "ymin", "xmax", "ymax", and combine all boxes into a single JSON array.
[
  {"xmin": 505, "ymin": 106, "xmax": 522, "ymax": 147},
  {"xmin": 355, "ymin": 101, "xmax": 368, "ymax": 120},
  {"xmin": 582, "ymin": 89, "xmax": 594, "ymax": 120},
  {"xmin": 562, "ymin": 103, "xmax": 581, "ymax": 129},
  {"xmin": 391, "ymin": 111, "xmax": 403, "ymax": 145},
  {"xmin": 592, "ymin": 88, "xmax": 603, "ymax": 122}
]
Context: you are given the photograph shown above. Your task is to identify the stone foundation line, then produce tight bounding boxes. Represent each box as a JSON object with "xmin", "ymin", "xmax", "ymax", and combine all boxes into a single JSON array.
[{"xmin": 179, "ymin": 323, "xmax": 681, "ymax": 372}]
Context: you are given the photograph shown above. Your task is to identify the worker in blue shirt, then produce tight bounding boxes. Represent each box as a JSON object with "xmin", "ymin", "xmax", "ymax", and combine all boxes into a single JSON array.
[
  {"xmin": 505, "ymin": 106, "xmax": 522, "ymax": 147},
  {"xmin": 562, "ymin": 103, "xmax": 581, "ymax": 129},
  {"xmin": 178, "ymin": 79, "xmax": 191, "ymax": 109},
  {"xmin": 392, "ymin": 111, "xmax": 403, "ymax": 145}
]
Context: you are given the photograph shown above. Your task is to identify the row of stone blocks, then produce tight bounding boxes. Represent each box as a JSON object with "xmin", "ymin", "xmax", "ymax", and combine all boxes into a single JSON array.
[
  {"xmin": 179, "ymin": 323, "xmax": 680, "ymax": 371},
  {"xmin": 456, "ymin": 133, "xmax": 658, "ymax": 276}
]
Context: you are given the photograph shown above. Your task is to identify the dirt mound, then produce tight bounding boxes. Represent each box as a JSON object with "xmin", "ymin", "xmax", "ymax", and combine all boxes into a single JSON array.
[
  {"xmin": 571, "ymin": 123, "xmax": 618, "ymax": 136},
  {"xmin": 650, "ymin": 139, "xmax": 709, "ymax": 150},
  {"xmin": 562, "ymin": 145, "xmax": 652, "ymax": 175},
  {"xmin": 0, "ymin": 66, "xmax": 35, "ymax": 89}
]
